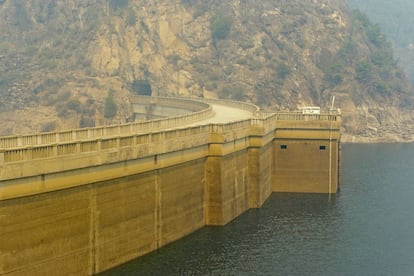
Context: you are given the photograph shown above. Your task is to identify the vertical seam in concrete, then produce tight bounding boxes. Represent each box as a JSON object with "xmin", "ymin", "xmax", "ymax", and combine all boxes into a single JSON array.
[
  {"xmin": 155, "ymin": 170, "xmax": 161, "ymax": 248},
  {"xmin": 337, "ymin": 140, "xmax": 341, "ymax": 190},
  {"xmin": 89, "ymin": 185, "xmax": 97, "ymax": 274},
  {"xmin": 203, "ymin": 159, "xmax": 209, "ymax": 225}
]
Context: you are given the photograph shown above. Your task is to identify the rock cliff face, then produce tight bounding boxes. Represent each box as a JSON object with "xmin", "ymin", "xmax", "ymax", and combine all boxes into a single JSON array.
[{"xmin": 0, "ymin": 0, "xmax": 413, "ymax": 141}]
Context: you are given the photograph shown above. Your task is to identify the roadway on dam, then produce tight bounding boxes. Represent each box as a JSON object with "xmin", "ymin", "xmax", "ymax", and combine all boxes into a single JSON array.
[{"xmin": 186, "ymin": 103, "xmax": 257, "ymax": 126}]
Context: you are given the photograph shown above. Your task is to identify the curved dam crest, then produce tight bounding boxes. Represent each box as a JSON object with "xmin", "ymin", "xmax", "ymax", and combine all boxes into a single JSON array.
[{"xmin": 0, "ymin": 97, "xmax": 341, "ymax": 275}]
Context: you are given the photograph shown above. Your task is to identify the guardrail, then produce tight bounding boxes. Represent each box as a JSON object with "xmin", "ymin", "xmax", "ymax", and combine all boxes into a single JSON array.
[
  {"xmin": 274, "ymin": 112, "xmax": 340, "ymax": 122},
  {"xmin": 0, "ymin": 112, "xmax": 342, "ymax": 185},
  {"xmin": 131, "ymin": 96, "xmax": 211, "ymax": 112},
  {"xmin": 255, "ymin": 111, "xmax": 340, "ymax": 122},
  {"xmin": 0, "ymin": 97, "xmax": 213, "ymax": 149},
  {"xmin": 0, "ymin": 125, "xmax": 213, "ymax": 165},
  {"xmin": 0, "ymin": 97, "xmax": 340, "ymax": 151}
]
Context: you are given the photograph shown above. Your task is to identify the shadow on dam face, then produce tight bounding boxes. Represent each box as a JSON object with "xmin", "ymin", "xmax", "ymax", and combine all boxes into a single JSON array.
[{"xmin": 0, "ymin": 97, "xmax": 341, "ymax": 275}]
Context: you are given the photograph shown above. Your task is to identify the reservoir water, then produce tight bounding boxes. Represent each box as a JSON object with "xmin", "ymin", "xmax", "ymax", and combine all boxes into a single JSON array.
[{"xmin": 102, "ymin": 143, "xmax": 414, "ymax": 275}]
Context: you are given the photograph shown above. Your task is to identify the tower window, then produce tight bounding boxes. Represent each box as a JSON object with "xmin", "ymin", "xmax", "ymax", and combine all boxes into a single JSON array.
[
  {"xmin": 319, "ymin": 146, "xmax": 326, "ymax": 150},
  {"xmin": 281, "ymin": 145, "xmax": 287, "ymax": 149}
]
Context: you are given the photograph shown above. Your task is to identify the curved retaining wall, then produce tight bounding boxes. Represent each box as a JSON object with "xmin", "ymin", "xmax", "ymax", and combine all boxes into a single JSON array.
[
  {"xmin": 0, "ymin": 98, "xmax": 341, "ymax": 275},
  {"xmin": 131, "ymin": 96, "xmax": 212, "ymax": 112},
  {"xmin": 0, "ymin": 97, "xmax": 213, "ymax": 149},
  {"xmin": 131, "ymin": 96, "xmax": 213, "ymax": 119}
]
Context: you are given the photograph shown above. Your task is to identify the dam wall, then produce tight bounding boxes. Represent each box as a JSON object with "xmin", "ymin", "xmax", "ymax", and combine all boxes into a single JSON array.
[
  {"xmin": 131, "ymin": 96, "xmax": 213, "ymax": 119},
  {"xmin": 0, "ymin": 102, "xmax": 341, "ymax": 275},
  {"xmin": 0, "ymin": 97, "xmax": 213, "ymax": 150},
  {"xmin": 273, "ymin": 120, "xmax": 341, "ymax": 193}
]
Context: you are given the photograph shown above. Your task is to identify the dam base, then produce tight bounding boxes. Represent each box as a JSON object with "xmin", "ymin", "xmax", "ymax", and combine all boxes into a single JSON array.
[{"xmin": 0, "ymin": 97, "xmax": 341, "ymax": 275}]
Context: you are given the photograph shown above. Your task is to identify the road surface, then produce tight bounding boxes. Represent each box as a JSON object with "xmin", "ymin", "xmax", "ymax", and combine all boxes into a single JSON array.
[{"xmin": 186, "ymin": 103, "xmax": 255, "ymax": 127}]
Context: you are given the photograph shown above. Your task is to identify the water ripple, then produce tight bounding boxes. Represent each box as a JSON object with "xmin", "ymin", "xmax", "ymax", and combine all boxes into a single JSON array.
[{"xmin": 102, "ymin": 144, "xmax": 414, "ymax": 275}]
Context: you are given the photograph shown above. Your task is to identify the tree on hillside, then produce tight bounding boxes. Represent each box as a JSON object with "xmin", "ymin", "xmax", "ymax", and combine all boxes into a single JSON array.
[
  {"xmin": 109, "ymin": 0, "xmax": 128, "ymax": 9},
  {"xmin": 104, "ymin": 90, "xmax": 117, "ymax": 118},
  {"xmin": 211, "ymin": 14, "xmax": 232, "ymax": 41}
]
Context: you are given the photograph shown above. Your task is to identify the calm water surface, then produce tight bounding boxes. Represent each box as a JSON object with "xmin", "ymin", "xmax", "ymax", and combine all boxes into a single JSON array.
[{"xmin": 102, "ymin": 144, "xmax": 414, "ymax": 275}]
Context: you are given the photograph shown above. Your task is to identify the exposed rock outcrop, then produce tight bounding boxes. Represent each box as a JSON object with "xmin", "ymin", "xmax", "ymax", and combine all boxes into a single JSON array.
[{"xmin": 0, "ymin": 0, "xmax": 413, "ymax": 141}]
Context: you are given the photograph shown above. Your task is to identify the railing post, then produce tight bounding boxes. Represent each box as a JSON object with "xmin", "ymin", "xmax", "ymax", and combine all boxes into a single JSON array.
[
  {"xmin": 97, "ymin": 139, "xmax": 102, "ymax": 153},
  {"xmin": 17, "ymin": 136, "xmax": 23, "ymax": 147},
  {"xmin": 0, "ymin": 150, "xmax": 4, "ymax": 165},
  {"xmin": 26, "ymin": 147, "xmax": 33, "ymax": 161},
  {"xmin": 76, "ymin": 141, "xmax": 81, "ymax": 154},
  {"xmin": 53, "ymin": 144, "xmax": 58, "ymax": 158}
]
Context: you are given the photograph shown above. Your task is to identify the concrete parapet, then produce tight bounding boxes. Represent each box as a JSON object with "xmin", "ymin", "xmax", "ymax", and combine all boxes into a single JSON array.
[
  {"xmin": 0, "ymin": 97, "xmax": 213, "ymax": 150},
  {"xmin": 131, "ymin": 95, "xmax": 211, "ymax": 112},
  {"xmin": 131, "ymin": 96, "xmax": 212, "ymax": 119},
  {"xmin": 0, "ymin": 113, "xmax": 341, "ymax": 198},
  {"xmin": 0, "ymin": 97, "xmax": 342, "ymax": 275}
]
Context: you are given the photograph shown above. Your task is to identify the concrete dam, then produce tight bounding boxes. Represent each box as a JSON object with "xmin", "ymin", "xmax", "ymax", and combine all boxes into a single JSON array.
[{"xmin": 0, "ymin": 96, "xmax": 341, "ymax": 275}]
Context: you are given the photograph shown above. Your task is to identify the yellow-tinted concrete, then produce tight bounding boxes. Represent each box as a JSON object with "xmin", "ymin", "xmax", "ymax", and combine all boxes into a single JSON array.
[
  {"xmin": 0, "ymin": 159, "xmax": 208, "ymax": 275},
  {"xmin": 248, "ymin": 143, "xmax": 273, "ymax": 208},
  {"xmin": 93, "ymin": 171, "xmax": 159, "ymax": 272},
  {"xmin": 159, "ymin": 160, "xmax": 205, "ymax": 247},
  {"xmin": 0, "ymin": 186, "xmax": 92, "ymax": 275},
  {"xmin": 205, "ymin": 150, "xmax": 250, "ymax": 225},
  {"xmin": 0, "ymin": 100, "xmax": 341, "ymax": 275},
  {"xmin": 273, "ymin": 138, "xmax": 340, "ymax": 193}
]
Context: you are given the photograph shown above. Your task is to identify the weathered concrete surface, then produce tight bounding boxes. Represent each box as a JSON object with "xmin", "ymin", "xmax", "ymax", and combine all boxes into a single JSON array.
[
  {"xmin": 273, "ymin": 120, "xmax": 341, "ymax": 193},
  {"xmin": 0, "ymin": 98, "xmax": 341, "ymax": 275},
  {"xmin": 0, "ymin": 158, "xmax": 207, "ymax": 275}
]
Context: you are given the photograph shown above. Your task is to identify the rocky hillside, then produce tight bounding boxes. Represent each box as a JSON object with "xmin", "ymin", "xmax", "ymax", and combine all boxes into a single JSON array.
[
  {"xmin": 0, "ymin": 0, "xmax": 413, "ymax": 142},
  {"xmin": 347, "ymin": 0, "xmax": 414, "ymax": 83}
]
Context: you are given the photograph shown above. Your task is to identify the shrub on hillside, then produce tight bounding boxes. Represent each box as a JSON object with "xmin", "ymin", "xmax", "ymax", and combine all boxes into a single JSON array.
[
  {"xmin": 104, "ymin": 91, "xmax": 117, "ymax": 118},
  {"xmin": 211, "ymin": 14, "xmax": 232, "ymax": 40},
  {"xmin": 109, "ymin": 0, "xmax": 128, "ymax": 9}
]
